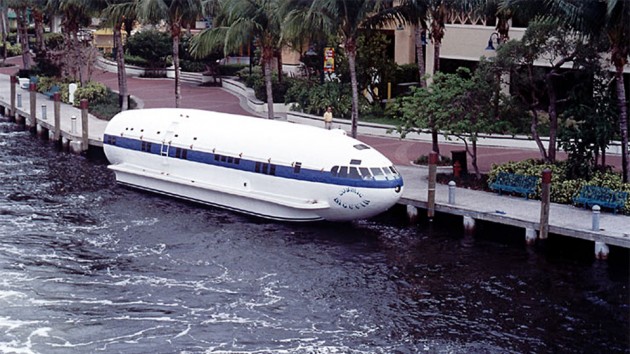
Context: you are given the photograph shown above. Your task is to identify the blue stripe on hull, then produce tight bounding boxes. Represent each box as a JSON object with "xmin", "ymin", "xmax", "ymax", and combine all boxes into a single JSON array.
[{"xmin": 104, "ymin": 135, "xmax": 403, "ymax": 189}]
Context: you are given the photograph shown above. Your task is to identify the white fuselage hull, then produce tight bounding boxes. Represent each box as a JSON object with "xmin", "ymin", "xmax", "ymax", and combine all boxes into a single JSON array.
[{"xmin": 103, "ymin": 109, "xmax": 404, "ymax": 222}]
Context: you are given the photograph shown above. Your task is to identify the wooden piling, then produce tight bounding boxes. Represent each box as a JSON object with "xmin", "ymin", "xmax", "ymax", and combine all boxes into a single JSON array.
[
  {"xmin": 427, "ymin": 151, "xmax": 438, "ymax": 220},
  {"xmin": 29, "ymin": 82, "xmax": 36, "ymax": 130},
  {"xmin": 9, "ymin": 75, "xmax": 16, "ymax": 119},
  {"xmin": 539, "ymin": 169, "xmax": 551, "ymax": 240},
  {"xmin": 53, "ymin": 93, "xmax": 61, "ymax": 141},
  {"xmin": 80, "ymin": 99, "xmax": 88, "ymax": 152}
]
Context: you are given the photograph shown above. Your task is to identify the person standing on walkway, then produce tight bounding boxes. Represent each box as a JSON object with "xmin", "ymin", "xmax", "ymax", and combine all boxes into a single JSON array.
[{"xmin": 323, "ymin": 106, "xmax": 333, "ymax": 130}]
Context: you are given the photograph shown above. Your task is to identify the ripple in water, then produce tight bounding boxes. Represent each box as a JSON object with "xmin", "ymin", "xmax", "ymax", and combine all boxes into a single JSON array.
[{"xmin": 0, "ymin": 117, "xmax": 627, "ymax": 353}]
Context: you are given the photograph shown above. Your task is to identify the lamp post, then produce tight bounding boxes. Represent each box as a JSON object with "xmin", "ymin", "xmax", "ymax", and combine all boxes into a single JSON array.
[{"xmin": 485, "ymin": 32, "xmax": 501, "ymax": 51}]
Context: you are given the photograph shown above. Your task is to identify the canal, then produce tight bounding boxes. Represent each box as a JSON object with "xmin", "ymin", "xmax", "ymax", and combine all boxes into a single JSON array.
[{"xmin": 0, "ymin": 117, "xmax": 628, "ymax": 353}]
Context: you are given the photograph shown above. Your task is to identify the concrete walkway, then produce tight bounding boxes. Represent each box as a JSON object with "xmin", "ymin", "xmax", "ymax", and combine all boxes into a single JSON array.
[
  {"xmin": 399, "ymin": 165, "xmax": 630, "ymax": 248},
  {"xmin": 0, "ymin": 57, "xmax": 627, "ymax": 251}
]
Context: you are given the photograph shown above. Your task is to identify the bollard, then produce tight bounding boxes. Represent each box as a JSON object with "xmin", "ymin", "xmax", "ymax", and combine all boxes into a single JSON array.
[
  {"xmin": 41, "ymin": 104, "xmax": 47, "ymax": 120},
  {"xmin": 71, "ymin": 115, "xmax": 77, "ymax": 134},
  {"xmin": 539, "ymin": 169, "xmax": 551, "ymax": 240},
  {"xmin": 592, "ymin": 205, "xmax": 601, "ymax": 231},
  {"xmin": 17, "ymin": 93, "xmax": 22, "ymax": 107},
  {"xmin": 448, "ymin": 181, "xmax": 456, "ymax": 204},
  {"xmin": 427, "ymin": 151, "xmax": 438, "ymax": 220}
]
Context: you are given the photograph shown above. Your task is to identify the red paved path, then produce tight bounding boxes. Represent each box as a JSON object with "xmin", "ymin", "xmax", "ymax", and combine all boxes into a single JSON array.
[{"xmin": 1, "ymin": 57, "xmax": 621, "ymax": 173}]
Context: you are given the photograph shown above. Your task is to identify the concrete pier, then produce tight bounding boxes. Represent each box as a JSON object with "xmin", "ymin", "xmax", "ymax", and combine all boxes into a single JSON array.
[
  {"xmin": 0, "ymin": 73, "xmax": 107, "ymax": 153},
  {"xmin": 399, "ymin": 165, "xmax": 630, "ymax": 253}
]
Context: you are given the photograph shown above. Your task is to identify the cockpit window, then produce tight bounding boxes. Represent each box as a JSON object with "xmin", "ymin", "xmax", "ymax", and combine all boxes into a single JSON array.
[
  {"xmin": 359, "ymin": 167, "xmax": 370, "ymax": 179},
  {"xmin": 348, "ymin": 167, "xmax": 361, "ymax": 179},
  {"xmin": 331, "ymin": 165, "xmax": 399, "ymax": 180}
]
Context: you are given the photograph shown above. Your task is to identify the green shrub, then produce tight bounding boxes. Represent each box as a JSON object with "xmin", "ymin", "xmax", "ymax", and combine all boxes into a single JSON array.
[
  {"xmin": 394, "ymin": 64, "xmax": 420, "ymax": 85},
  {"xmin": 124, "ymin": 54, "xmax": 149, "ymax": 67},
  {"xmin": 126, "ymin": 30, "xmax": 171, "ymax": 68},
  {"xmin": 73, "ymin": 81, "xmax": 108, "ymax": 106},
  {"xmin": 89, "ymin": 90, "xmax": 137, "ymax": 120},
  {"xmin": 488, "ymin": 159, "xmax": 629, "ymax": 214},
  {"xmin": 44, "ymin": 32, "xmax": 64, "ymax": 51},
  {"xmin": 180, "ymin": 59, "xmax": 206, "ymax": 72},
  {"xmin": 6, "ymin": 42, "xmax": 21, "ymax": 56}
]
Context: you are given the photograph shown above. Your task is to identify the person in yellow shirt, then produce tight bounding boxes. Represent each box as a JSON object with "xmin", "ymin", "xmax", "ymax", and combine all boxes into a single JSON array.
[{"xmin": 323, "ymin": 106, "xmax": 333, "ymax": 130}]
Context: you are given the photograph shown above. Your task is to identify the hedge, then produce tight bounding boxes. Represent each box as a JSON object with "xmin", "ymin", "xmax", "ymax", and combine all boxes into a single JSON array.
[{"xmin": 488, "ymin": 159, "xmax": 629, "ymax": 214}]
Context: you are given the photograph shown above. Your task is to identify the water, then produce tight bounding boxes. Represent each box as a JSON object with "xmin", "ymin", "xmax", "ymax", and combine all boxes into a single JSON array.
[{"xmin": 0, "ymin": 117, "xmax": 628, "ymax": 354}]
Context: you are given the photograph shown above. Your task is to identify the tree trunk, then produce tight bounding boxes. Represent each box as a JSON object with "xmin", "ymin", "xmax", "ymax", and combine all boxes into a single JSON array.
[
  {"xmin": 276, "ymin": 49, "xmax": 282, "ymax": 83},
  {"xmin": 74, "ymin": 33, "xmax": 83, "ymax": 85},
  {"xmin": 347, "ymin": 46, "xmax": 360, "ymax": 139},
  {"xmin": 433, "ymin": 38, "xmax": 441, "ymax": 73},
  {"xmin": 615, "ymin": 66, "xmax": 628, "ymax": 183},
  {"xmin": 471, "ymin": 139, "xmax": 480, "ymax": 179},
  {"xmin": 114, "ymin": 24, "xmax": 128, "ymax": 111},
  {"xmin": 263, "ymin": 50, "xmax": 275, "ymax": 119},
  {"xmin": 430, "ymin": 38, "xmax": 441, "ymax": 154},
  {"xmin": 173, "ymin": 33, "xmax": 181, "ymax": 108},
  {"xmin": 530, "ymin": 108, "xmax": 548, "ymax": 161},
  {"xmin": 526, "ymin": 66, "xmax": 548, "ymax": 161},
  {"xmin": 414, "ymin": 26, "xmax": 426, "ymax": 88},
  {"xmin": 33, "ymin": 9, "xmax": 45, "ymax": 52},
  {"xmin": 17, "ymin": 9, "xmax": 31, "ymax": 70},
  {"xmin": 0, "ymin": 4, "xmax": 7, "ymax": 66},
  {"xmin": 546, "ymin": 72, "xmax": 558, "ymax": 162}
]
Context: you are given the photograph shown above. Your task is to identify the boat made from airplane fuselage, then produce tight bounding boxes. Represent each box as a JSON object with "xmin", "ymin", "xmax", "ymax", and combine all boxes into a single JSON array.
[{"xmin": 103, "ymin": 108, "xmax": 403, "ymax": 222}]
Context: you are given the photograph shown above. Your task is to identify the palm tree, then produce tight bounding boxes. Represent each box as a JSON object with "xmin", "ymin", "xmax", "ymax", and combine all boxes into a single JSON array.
[
  {"xmin": 602, "ymin": 0, "xmax": 629, "ymax": 183},
  {"xmin": 388, "ymin": 1, "xmax": 429, "ymax": 89},
  {"xmin": 0, "ymin": 0, "xmax": 8, "ymax": 66},
  {"xmin": 102, "ymin": 0, "xmax": 138, "ymax": 111},
  {"xmin": 550, "ymin": 0, "xmax": 629, "ymax": 182},
  {"xmin": 7, "ymin": 0, "xmax": 32, "ymax": 70},
  {"xmin": 284, "ymin": 0, "xmax": 398, "ymax": 138},
  {"xmin": 135, "ymin": 0, "xmax": 204, "ymax": 109},
  {"xmin": 47, "ymin": 0, "xmax": 93, "ymax": 84},
  {"xmin": 191, "ymin": 0, "xmax": 283, "ymax": 119}
]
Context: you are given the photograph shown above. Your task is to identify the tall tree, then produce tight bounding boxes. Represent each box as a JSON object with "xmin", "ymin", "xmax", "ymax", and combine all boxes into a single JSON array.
[
  {"xmin": 31, "ymin": 0, "xmax": 47, "ymax": 52},
  {"xmin": 284, "ymin": 0, "xmax": 399, "ymax": 138},
  {"xmin": 191, "ymin": 0, "xmax": 282, "ymax": 119},
  {"xmin": 0, "ymin": 0, "xmax": 8, "ymax": 66},
  {"xmin": 47, "ymin": 0, "xmax": 93, "ymax": 84},
  {"xmin": 549, "ymin": 0, "xmax": 630, "ymax": 182},
  {"xmin": 102, "ymin": 0, "xmax": 138, "ymax": 111},
  {"xmin": 495, "ymin": 18, "xmax": 595, "ymax": 163},
  {"xmin": 8, "ymin": 0, "xmax": 32, "ymax": 70},
  {"xmin": 607, "ymin": 0, "xmax": 630, "ymax": 183},
  {"xmin": 136, "ymin": 0, "xmax": 204, "ymax": 109}
]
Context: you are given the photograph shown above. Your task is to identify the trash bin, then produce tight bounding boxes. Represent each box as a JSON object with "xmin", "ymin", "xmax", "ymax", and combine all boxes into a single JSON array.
[{"xmin": 451, "ymin": 150, "xmax": 468, "ymax": 175}]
